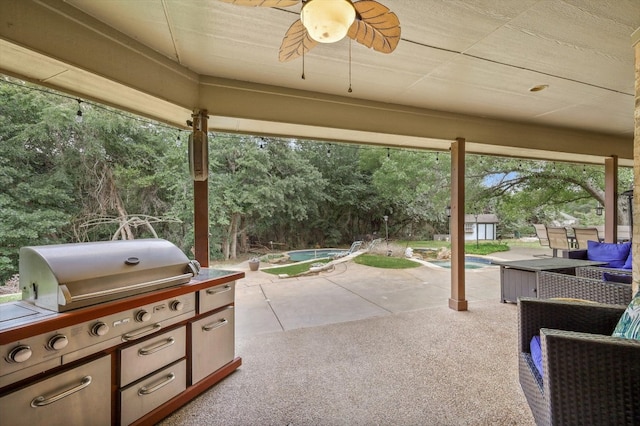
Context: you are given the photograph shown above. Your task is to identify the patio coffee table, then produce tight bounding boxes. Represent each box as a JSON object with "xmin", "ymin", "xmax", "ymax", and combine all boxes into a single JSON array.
[{"xmin": 492, "ymin": 258, "xmax": 607, "ymax": 303}]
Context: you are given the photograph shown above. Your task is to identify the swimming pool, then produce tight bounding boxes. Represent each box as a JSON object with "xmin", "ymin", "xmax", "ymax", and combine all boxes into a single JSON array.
[
  {"xmin": 287, "ymin": 249, "xmax": 347, "ymax": 262},
  {"xmin": 427, "ymin": 256, "xmax": 493, "ymax": 269}
]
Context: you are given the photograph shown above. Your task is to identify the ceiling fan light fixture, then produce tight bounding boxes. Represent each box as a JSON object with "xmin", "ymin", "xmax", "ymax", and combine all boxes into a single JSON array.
[{"xmin": 301, "ymin": 0, "xmax": 356, "ymax": 44}]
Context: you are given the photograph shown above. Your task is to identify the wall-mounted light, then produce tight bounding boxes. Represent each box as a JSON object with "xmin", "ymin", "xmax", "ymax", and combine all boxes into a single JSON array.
[
  {"xmin": 301, "ymin": 0, "xmax": 356, "ymax": 44},
  {"xmin": 445, "ymin": 205, "xmax": 451, "ymax": 218}
]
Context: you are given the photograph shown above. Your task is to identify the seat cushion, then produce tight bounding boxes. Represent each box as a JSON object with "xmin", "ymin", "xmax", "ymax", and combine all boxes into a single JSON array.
[
  {"xmin": 587, "ymin": 241, "xmax": 631, "ymax": 268},
  {"xmin": 530, "ymin": 335, "xmax": 543, "ymax": 376},
  {"xmin": 623, "ymin": 250, "xmax": 632, "ymax": 270},
  {"xmin": 612, "ymin": 293, "xmax": 640, "ymax": 339}
]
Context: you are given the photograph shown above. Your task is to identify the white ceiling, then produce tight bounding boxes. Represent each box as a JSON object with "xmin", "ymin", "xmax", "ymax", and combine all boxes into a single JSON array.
[
  {"xmin": 63, "ymin": 0, "xmax": 639, "ymax": 137},
  {"xmin": 0, "ymin": 0, "xmax": 637, "ymax": 165}
]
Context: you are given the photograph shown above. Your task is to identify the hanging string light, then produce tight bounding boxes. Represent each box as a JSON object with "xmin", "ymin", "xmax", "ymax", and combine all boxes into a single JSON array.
[
  {"xmin": 75, "ymin": 99, "xmax": 83, "ymax": 123},
  {"xmin": 435, "ymin": 152, "xmax": 439, "ymax": 164},
  {"xmin": 387, "ymin": 147, "xmax": 390, "ymax": 159},
  {"xmin": 326, "ymin": 144, "xmax": 331, "ymax": 157}
]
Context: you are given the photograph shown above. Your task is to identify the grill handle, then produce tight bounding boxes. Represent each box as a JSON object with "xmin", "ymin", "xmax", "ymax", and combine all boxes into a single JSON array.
[{"xmin": 57, "ymin": 273, "xmax": 194, "ymax": 305}]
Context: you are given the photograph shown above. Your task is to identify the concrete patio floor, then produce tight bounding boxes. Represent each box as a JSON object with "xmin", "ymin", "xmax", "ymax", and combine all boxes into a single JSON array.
[
  {"xmin": 232, "ymin": 246, "xmax": 549, "ymax": 340},
  {"xmin": 159, "ymin": 245, "xmax": 550, "ymax": 425}
]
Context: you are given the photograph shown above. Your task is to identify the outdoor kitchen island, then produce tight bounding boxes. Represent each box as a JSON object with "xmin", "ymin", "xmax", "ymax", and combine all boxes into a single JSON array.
[{"xmin": 0, "ymin": 267, "xmax": 244, "ymax": 426}]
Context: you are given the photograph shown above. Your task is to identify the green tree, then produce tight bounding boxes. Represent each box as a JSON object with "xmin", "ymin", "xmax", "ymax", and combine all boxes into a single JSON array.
[{"xmin": 208, "ymin": 135, "xmax": 327, "ymax": 259}]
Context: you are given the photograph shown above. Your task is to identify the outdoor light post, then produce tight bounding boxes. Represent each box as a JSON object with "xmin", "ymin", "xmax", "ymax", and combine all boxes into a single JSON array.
[
  {"xmin": 383, "ymin": 215, "xmax": 390, "ymax": 255},
  {"xmin": 622, "ymin": 190, "xmax": 633, "ymax": 241},
  {"xmin": 445, "ymin": 205, "xmax": 451, "ymax": 241},
  {"xmin": 474, "ymin": 212, "xmax": 479, "ymax": 248}
]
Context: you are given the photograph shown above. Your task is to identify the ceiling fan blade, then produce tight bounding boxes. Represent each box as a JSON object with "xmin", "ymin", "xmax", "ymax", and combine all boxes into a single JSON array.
[
  {"xmin": 347, "ymin": 0, "xmax": 401, "ymax": 54},
  {"xmin": 218, "ymin": 0, "xmax": 300, "ymax": 6},
  {"xmin": 279, "ymin": 19, "xmax": 318, "ymax": 62}
]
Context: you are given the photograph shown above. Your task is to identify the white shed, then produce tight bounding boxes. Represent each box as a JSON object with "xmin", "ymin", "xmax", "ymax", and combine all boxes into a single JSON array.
[{"xmin": 464, "ymin": 214, "xmax": 499, "ymax": 241}]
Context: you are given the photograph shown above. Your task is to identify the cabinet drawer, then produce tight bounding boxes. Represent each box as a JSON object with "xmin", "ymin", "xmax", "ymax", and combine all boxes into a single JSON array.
[
  {"xmin": 120, "ymin": 359, "xmax": 186, "ymax": 426},
  {"xmin": 120, "ymin": 326, "xmax": 186, "ymax": 387},
  {"xmin": 198, "ymin": 281, "xmax": 235, "ymax": 313},
  {"xmin": 191, "ymin": 306, "xmax": 235, "ymax": 384},
  {"xmin": 0, "ymin": 355, "xmax": 111, "ymax": 426}
]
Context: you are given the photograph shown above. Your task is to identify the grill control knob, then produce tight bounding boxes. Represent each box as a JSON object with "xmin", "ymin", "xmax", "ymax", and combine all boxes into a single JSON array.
[
  {"xmin": 7, "ymin": 345, "xmax": 32, "ymax": 363},
  {"xmin": 91, "ymin": 322, "xmax": 109, "ymax": 337},
  {"xmin": 135, "ymin": 310, "xmax": 151, "ymax": 322},
  {"xmin": 169, "ymin": 300, "xmax": 184, "ymax": 311},
  {"xmin": 47, "ymin": 334, "xmax": 69, "ymax": 351}
]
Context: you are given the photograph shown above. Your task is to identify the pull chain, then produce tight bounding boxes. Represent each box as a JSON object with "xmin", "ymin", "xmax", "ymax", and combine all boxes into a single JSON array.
[
  {"xmin": 302, "ymin": 47, "xmax": 306, "ymax": 80},
  {"xmin": 348, "ymin": 39, "xmax": 352, "ymax": 93}
]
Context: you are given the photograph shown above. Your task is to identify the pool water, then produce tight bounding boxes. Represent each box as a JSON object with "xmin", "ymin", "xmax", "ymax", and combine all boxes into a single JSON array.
[
  {"xmin": 428, "ymin": 256, "xmax": 493, "ymax": 269},
  {"xmin": 287, "ymin": 249, "xmax": 347, "ymax": 262}
]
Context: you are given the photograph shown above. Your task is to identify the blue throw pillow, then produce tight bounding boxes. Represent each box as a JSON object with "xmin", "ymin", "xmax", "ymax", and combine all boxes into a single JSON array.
[
  {"xmin": 530, "ymin": 335, "xmax": 543, "ymax": 377},
  {"xmin": 624, "ymin": 250, "xmax": 633, "ymax": 270},
  {"xmin": 587, "ymin": 241, "xmax": 631, "ymax": 268},
  {"xmin": 603, "ymin": 272, "xmax": 632, "ymax": 284}
]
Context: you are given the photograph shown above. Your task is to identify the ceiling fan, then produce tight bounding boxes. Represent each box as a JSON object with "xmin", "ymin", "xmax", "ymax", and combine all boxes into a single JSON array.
[{"xmin": 219, "ymin": 0, "xmax": 401, "ymax": 62}]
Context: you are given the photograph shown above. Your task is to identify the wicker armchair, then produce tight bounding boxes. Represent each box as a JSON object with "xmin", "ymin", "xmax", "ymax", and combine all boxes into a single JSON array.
[
  {"xmin": 537, "ymin": 271, "xmax": 632, "ymax": 305},
  {"xmin": 518, "ymin": 298, "xmax": 640, "ymax": 425}
]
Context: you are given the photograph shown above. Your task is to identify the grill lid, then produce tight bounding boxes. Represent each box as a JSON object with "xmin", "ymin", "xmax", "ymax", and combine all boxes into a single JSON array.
[{"xmin": 20, "ymin": 239, "xmax": 200, "ymax": 312}]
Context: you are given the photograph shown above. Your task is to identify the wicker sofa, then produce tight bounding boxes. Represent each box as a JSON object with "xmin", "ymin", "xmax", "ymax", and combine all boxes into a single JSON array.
[
  {"xmin": 537, "ymin": 269, "xmax": 632, "ymax": 305},
  {"xmin": 518, "ymin": 298, "xmax": 640, "ymax": 425}
]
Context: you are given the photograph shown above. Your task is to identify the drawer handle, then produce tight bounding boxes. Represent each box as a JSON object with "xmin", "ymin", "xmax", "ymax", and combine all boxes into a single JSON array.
[
  {"xmin": 122, "ymin": 323, "xmax": 162, "ymax": 342},
  {"xmin": 202, "ymin": 318, "xmax": 228, "ymax": 332},
  {"xmin": 138, "ymin": 337, "xmax": 176, "ymax": 356},
  {"xmin": 206, "ymin": 284, "xmax": 231, "ymax": 295},
  {"xmin": 138, "ymin": 373, "xmax": 176, "ymax": 396},
  {"xmin": 31, "ymin": 376, "xmax": 92, "ymax": 408}
]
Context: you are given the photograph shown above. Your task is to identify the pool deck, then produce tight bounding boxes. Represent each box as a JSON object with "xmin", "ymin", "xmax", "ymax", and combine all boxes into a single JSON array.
[{"xmin": 217, "ymin": 245, "xmax": 549, "ymax": 338}]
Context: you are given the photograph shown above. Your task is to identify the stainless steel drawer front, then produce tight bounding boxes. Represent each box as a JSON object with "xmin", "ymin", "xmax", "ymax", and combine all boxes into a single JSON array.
[
  {"xmin": 191, "ymin": 306, "xmax": 235, "ymax": 384},
  {"xmin": 0, "ymin": 355, "xmax": 111, "ymax": 426},
  {"xmin": 120, "ymin": 359, "xmax": 186, "ymax": 426},
  {"xmin": 120, "ymin": 326, "xmax": 186, "ymax": 387},
  {"xmin": 198, "ymin": 281, "xmax": 235, "ymax": 313}
]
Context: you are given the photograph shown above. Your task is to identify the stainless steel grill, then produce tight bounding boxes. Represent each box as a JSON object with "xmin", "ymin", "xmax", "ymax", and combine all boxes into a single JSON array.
[{"xmin": 19, "ymin": 239, "xmax": 200, "ymax": 312}]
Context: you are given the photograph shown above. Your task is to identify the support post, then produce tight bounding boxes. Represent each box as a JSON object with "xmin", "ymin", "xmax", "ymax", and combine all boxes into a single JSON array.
[
  {"xmin": 604, "ymin": 156, "xmax": 618, "ymax": 243},
  {"xmin": 449, "ymin": 138, "xmax": 468, "ymax": 311},
  {"xmin": 192, "ymin": 110, "xmax": 209, "ymax": 267},
  {"xmin": 633, "ymin": 29, "xmax": 640, "ymax": 296}
]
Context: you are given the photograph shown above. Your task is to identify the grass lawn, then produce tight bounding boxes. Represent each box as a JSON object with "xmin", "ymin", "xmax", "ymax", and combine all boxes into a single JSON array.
[
  {"xmin": 354, "ymin": 254, "xmax": 420, "ymax": 269},
  {"xmin": 0, "ymin": 293, "xmax": 21, "ymax": 303}
]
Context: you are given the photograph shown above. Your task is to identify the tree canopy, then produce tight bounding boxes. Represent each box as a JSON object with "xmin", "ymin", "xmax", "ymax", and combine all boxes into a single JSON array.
[{"xmin": 0, "ymin": 76, "xmax": 632, "ymax": 281}]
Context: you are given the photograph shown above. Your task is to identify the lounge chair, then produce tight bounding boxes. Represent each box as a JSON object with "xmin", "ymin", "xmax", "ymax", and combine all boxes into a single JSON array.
[
  {"xmin": 518, "ymin": 298, "xmax": 640, "ymax": 425},
  {"xmin": 572, "ymin": 227, "xmax": 601, "ymax": 249},
  {"xmin": 335, "ymin": 240, "xmax": 363, "ymax": 258},
  {"xmin": 546, "ymin": 226, "xmax": 572, "ymax": 257},
  {"xmin": 533, "ymin": 224, "xmax": 550, "ymax": 247}
]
